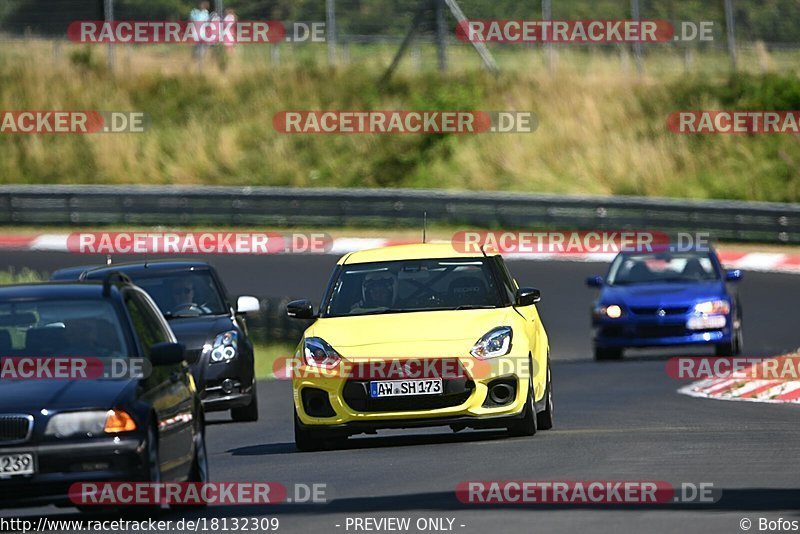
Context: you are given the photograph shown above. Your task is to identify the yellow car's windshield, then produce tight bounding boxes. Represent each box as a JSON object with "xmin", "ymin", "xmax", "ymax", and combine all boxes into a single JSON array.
[{"xmin": 323, "ymin": 258, "xmax": 507, "ymax": 317}]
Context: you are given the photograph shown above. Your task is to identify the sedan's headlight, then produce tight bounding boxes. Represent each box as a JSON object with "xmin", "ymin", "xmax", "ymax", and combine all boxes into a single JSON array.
[
  {"xmin": 45, "ymin": 409, "xmax": 137, "ymax": 438},
  {"xmin": 208, "ymin": 330, "xmax": 238, "ymax": 363},
  {"xmin": 471, "ymin": 326, "xmax": 513, "ymax": 360},
  {"xmin": 693, "ymin": 300, "xmax": 730, "ymax": 315},
  {"xmin": 303, "ymin": 337, "xmax": 341, "ymax": 368}
]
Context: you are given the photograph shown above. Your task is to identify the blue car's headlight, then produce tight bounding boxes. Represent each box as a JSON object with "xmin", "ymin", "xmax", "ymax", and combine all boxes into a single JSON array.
[
  {"xmin": 594, "ymin": 304, "xmax": 623, "ymax": 319},
  {"xmin": 687, "ymin": 300, "xmax": 729, "ymax": 330},
  {"xmin": 471, "ymin": 326, "xmax": 513, "ymax": 360},
  {"xmin": 208, "ymin": 330, "xmax": 238, "ymax": 363},
  {"xmin": 693, "ymin": 300, "xmax": 730, "ymax": 315}
]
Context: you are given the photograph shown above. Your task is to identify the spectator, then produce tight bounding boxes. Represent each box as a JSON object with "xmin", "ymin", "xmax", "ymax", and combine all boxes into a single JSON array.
[{"xmin": 189, "ymin": 1, "xmax": 211, "ymax": 66}]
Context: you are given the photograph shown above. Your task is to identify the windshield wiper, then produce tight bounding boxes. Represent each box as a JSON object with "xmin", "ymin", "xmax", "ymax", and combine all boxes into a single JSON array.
[{"xmin": 453, "ymin": 305, "xmax": 497, "ymax": 310}]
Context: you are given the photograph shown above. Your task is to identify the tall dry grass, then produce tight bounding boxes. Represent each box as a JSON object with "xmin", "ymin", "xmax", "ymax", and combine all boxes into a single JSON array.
[{"xmin": 1, "ymin": 39, "xmax": 799, "ymax": 202}]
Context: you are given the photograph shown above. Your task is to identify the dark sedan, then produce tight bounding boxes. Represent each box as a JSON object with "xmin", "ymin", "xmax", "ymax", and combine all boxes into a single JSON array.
[
  {"xmin": 0, "ymin": 275, "xmax": 206, "ymax": 509},
  {"xmin": 53, "ymin": 261, "xmax": 261, "ymax": 422}
]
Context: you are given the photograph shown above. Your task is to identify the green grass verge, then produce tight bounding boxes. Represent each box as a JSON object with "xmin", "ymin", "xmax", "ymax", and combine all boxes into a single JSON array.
[
  {"xmin": 254, "ymin": 342, "xmax": 296, "ymax": 381},
  {"xmin": 0, "ymin": 268, "xmax": 45, "ymax": 285}
]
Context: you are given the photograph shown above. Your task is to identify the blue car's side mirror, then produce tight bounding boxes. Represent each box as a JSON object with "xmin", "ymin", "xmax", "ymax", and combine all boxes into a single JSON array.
[
  {"xmin": 725, "ymin": 269, "xmax": 743, "ymax": 282},
  {"xmin": 586, "ymin": 275, "xmax": 604, "ymax": 288}
]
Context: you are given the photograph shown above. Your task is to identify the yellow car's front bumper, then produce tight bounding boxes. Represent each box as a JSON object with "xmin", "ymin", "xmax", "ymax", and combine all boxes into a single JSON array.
[{"xmin": 293, "ymin": 355, "xmax": 535, "ymax": 433}]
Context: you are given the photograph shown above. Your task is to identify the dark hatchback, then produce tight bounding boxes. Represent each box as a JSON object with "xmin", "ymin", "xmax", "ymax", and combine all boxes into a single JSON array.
[
  {"xmin": 53, "ymin": 261, "xmax": 261, "ymax": 422},
  {"xmin": 0, "ymin": 277, "xmax": 206, "ymax": 508}
]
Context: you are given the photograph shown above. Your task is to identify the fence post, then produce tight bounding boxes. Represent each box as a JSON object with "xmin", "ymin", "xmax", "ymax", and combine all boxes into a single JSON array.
[
  {"xmin": 326, "ymin": 0, "xmax": 337, "ymax": 67},
  {"xmin": 725, "ymin": 0, "xmax": 737, "ymax": 71},
  {"xmin": 630, "ymin": 0, "xmax": 643, "ymax": 75},
  {"xmin": 104, "ymin": 0, "xmax": 115, "ymax": 71},
  {"xmin": 542, "ymin": 0, "xmax": 554, "ymax": 73}
]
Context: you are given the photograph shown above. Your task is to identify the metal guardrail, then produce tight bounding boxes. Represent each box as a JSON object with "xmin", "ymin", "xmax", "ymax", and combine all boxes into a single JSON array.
[{"xmin": 0, "ymin": 185, "xmax": 798, "ymax": 244}]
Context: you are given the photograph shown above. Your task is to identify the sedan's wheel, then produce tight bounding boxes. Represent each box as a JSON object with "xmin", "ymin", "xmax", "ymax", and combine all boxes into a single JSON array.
[
  {"xmin": 507, "ymin": 372, "xmax": 537, "ymax": 437},
  {"xmin": 173, "ymin": 422, "xmax": 209, "ymax": 509},
  {"xmin": 536, "ymin": 361, "xmax": 554, "ymax": 430},
  {"xmin": 232, "ymin": 381, "xmax": 259, "ymax": 422},
  {"xmin": 145, "ymin": 425, "xmax": 161, "ymax": 483},
  {"xmin": 594, "ymin": 346, "xmax": 623, "ymax": 361}
]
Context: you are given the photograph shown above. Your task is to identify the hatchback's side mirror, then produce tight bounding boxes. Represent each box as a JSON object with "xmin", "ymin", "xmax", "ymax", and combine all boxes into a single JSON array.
[
  {"xmin": 586, "ymin": 275, "xmax": 604, "ymax": 288},
  {"xmin": 515, "ymin": 287, "xmax": 541, "ymax": 306},
  {"xmin": 150, "ymin": 342, "xmax": 186, "ymax": 366},
  {"xmin": 725, "ymin": 270, "xmax": 743, "ymax": 282},
  {"xmin": 236, "ymin": 296, "xmax": 261, "ymax": 314},
  {"xmin": 287, "ymin": 299, "xmax": 315, "ymax": 319}
]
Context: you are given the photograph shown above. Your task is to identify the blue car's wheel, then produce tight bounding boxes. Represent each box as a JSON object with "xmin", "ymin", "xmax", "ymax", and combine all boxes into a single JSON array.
[{"xmin": 594, "ymin": 346, "xmax": 623, "ymax": 361}]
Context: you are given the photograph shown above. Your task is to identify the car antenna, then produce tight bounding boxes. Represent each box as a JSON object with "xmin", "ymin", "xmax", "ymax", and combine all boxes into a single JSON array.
[
  {"xmin": 106, "ymin": 254, "xmax": 112, "ymax": 266},
  {"xmin": 422, "ymin": 211, "xmax": 427, "ymax": 244}
]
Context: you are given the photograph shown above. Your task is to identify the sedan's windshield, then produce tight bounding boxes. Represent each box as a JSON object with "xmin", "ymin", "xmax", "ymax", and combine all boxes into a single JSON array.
[
  {"xmin": 607, "ymin": 252, "xmax": 721, "ymax": 286},
  {"xmin": 0, "ymin": 299, "xmax": 128, "ymax": 357},
  {"xmin": 126, "ymin": 271, "xmax": 227, "ymax": 318},
  {"xmin": 323, "ymin": 258, "xmax": 506, "ymax": 317}
]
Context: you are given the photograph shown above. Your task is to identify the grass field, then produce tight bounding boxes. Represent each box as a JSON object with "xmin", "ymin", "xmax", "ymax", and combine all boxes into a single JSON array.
[{"xmin": 1, "ymin": 38, "xmax": 800, "ymax": 202}]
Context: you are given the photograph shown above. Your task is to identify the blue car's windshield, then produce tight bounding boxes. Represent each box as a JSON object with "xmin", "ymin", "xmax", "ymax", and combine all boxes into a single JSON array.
[
  {"xmin": 0, "ymin": 299, "xmax": 128, "ymax": 358},
  {"xmin": 607, "ymin": 252, "xmax": 720, "ymax": 286},
  {"xmin": 323, "ymin": 258, "xmax": 506, "ymax": 317}
]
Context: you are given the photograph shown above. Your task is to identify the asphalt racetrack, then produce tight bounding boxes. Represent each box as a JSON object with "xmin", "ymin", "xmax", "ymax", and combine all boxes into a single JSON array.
[{"xmin": 2, "ymin": 251, "xmax": 799, "ymax": 534}]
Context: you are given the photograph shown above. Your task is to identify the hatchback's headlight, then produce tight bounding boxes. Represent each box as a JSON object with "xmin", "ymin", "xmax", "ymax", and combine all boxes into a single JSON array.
[
  {"xmin": 45, "ymin": 409, "xmax": 137, "ymax": 438},
  {"xmin": 693, "ymin": 300, "xmax": 730, "ymax": 315},
  {"xmin": 304, "ymin": 337, "xmax": 341, "ymax": 368},
  {"xmin": 209, "ymin": 330, "xmax": 238, "ymax": 363},
  {"xmin": 471, "ymin": 326, "xmax": 513, "ymax": 360}
]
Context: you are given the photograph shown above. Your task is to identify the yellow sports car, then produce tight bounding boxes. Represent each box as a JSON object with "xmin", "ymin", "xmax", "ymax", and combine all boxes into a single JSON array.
[{"xmin": 286, "ymin": 243, "xmax": 553, "ymax": 450}]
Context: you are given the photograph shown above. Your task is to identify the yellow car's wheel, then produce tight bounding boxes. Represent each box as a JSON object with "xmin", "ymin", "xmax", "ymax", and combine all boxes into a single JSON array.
[
  {"xmin": 536, "ymin": 359, "xmax": 554, "ymax": 430},
  {"xmin": 507, "ymin": 355, "xmax": 538, "ymax": 437}
]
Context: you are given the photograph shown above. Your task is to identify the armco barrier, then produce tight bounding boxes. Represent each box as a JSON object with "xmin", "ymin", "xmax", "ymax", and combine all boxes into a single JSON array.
[{"xmin": 0, "ymin": 185, "xmax": 798, "ymax": 244}]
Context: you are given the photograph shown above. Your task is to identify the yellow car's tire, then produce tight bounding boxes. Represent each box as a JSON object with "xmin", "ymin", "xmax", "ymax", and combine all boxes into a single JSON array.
[
  {"xmin": 507, "ymin": 358, "xmax": 538, "ymax": 437},
  {"xmin": 536, "ymin": 359, "xmax": 554, "ymax": 430},
  {"xmin": 294, "ymin": 411, "xmax": 347, "ymax": 451}
]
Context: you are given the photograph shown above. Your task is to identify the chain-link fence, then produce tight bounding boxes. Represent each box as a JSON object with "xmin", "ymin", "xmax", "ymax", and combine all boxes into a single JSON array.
[{"xmin": 1, "ymin": 0, "xmax": 800, "ymax": 76}]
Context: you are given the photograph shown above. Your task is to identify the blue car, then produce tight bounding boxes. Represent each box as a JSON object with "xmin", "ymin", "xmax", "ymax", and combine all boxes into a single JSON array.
[{"xmin": 586, "ymin": 249, "xmax": 743, "ymax": 360}]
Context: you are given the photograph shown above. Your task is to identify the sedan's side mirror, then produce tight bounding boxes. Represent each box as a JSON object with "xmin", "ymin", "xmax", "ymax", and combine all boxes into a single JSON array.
[
  {"xmin": 515, "ymin": 287, "xmax": 541, "ymax": 306},
  {"xmin": 586, "ymin": 275, "xmax": 604, "ymax": 288},
  {"xmin": 150, "ymin": 342, "xmax": 186, "ymax": 366},
  {"xmin": 236, "ymin": 296, "xmax": 261, "ymax": 314},
  {"xmin": 725, "ymin": 270, "xmax": 743, "ymax": 282},
  {"xmin": 287, "ymin": 299, "xmax": 315, "ymax": 319}
]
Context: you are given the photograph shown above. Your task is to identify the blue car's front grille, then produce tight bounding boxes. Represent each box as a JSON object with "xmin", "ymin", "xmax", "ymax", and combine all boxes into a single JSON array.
[{"xmin": 630, "ymin": 306, "xmax": 690, "ymax": 316}]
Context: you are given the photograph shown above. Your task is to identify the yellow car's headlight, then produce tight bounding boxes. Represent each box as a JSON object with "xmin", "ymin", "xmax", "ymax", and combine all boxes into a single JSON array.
[
  {"xmin": 304, "ymin": 337, "xmax": 342, "ymax": 369},
  {"xmin": 470, "ymin": 326, "xmax": 513, "ymax": 360}
]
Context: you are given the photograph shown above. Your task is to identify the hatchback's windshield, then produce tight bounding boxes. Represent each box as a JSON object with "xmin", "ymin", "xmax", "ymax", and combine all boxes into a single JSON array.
[
  {"xmin": 607, "ymin": 252, "xmax": 720, "ymax": 285},
  {"xmin": 0, "ymin": 299, "xmax": 128, "ymax": 357},
  {"xmin": 126, "ymin": 271, "xmax": 227, "ymax": 318},
  {"xmin": 324, "ymin": 258, "xmax": 505, "ymax": 317}
]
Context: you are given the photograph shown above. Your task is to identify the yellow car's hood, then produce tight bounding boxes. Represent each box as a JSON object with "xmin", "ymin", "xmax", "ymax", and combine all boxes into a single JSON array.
[{"xmin": 307, "ymin": 307, "xmax": 520, "ymax": 357}]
